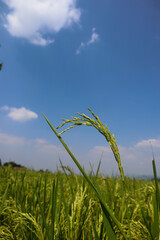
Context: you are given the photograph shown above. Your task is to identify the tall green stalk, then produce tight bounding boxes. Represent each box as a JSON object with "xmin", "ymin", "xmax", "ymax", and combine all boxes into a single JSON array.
[
  {"xmin": 43, "ymin": 113, "xmax": 127, "ymax": 240},
  {"xmin": 152, "ymin": 160, "xmax": 159, "ymax": 240}
]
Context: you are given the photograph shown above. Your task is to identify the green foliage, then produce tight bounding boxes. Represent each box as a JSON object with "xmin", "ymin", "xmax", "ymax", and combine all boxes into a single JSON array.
[
  {"xmin": 0, "ymin": 167, "xmax": 159, "ymax": 239},
  {"xmin": 42, "ymin": 109, "xmax": 160, "ymax": 239},
  {"xmin": 0, "ymin": 109, "xmax": 159, "ymax": 239},
  {"xmin": 43, "ymin": 112, "xmax": 126, "ymax": 239}
]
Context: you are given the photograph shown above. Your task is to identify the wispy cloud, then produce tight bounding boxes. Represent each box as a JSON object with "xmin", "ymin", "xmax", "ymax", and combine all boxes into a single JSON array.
[
  {"xmin": 34, "ymin": 138, "xmax": 65, "ymax": 155},
  {"xmin": 0, "ymin": 130, "xmax": 68, "ymax": 170},
  {"xmin": 0, "ymin": 130, "xmax": 82, "ymax": 171},
  {"xmin": 0, "ymin": 132, "xmax": 64, "ymax": 153},
  {"xmin": 0, "ymin": 131, "xmax": 25, "ymax": 146},
  {"xmin": 1, "ymin": 106, "xmax": 38, "ymax": 122},
  {"xmin": 87, "ymin": 28, "xmax": 99, "ymax": 45},
  {"xmin": 76, "ymin": 28, "xmax": 99, "ymax": 54},
  {"xmin": 0, "ymin": 126, "xmax": 159, "ymax": 175},
  {"xmin": 3, "ymin": 0, "xmax": 81, "ymax": 46},
  {"xmin": 135, "ymin": 138, "xmax": 160, "ymax": 149}
]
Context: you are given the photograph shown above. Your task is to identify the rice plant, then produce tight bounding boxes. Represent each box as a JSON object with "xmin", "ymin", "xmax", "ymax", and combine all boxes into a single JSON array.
[{"xmin": 43, "ymin": 109, "xmax": 160, "ymax": 239}]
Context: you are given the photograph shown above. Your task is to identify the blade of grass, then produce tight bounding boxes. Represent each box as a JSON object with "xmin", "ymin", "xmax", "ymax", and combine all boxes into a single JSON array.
[
  {"xmin": 59, "ymin": 158, "xmax": 75, "ymax": 202},
  {"xmin": 152, "ymin": 160, "xmax": 159, "ymax": 211},
  {"xmin": 152, "ymin": 195, "xmax": 159, "ymax": 240},
  {"xmin": 152, "ymin": 160, "xmax": 159, "ymax": 240},
  {"xmin": 60, "ymin": 177, "xmax": 71, "ymax": 230},
  {"xmin": 49, "ymin": 176, "xmax": 59, "ymax": 240},
  {"xmin": 0, "ymin": 183, "xmax": 9, "ymax": 215},
  {"xmin": 96, "ymin": 159, "xmax": 101, "ymax": 179},
  {"xmin": 37, "ymin": 192, "xmax": 46, "ymax": 235}
]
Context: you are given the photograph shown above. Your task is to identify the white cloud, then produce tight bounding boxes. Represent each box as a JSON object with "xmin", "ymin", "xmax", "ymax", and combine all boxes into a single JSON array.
[
  {"xmin": 1, "ymin": 105, "xmax": 9, "ymax": 111},
  {"xmin": 75, "ymin": 42, "xmax": 84, "ymax": 55},
  {"xmin": 3, "ymin": 0, "xmax": 81, "ymax": 46},
  {"xmin": 34, "ymin": 138, "xmax": 65, "ymax": 154},
  {"xmin": 0, "ymin": 132, "xmax": 64, "ymax": 153},
  {"xmin": 90, "ymin": 145, "xmax": 111, "ymax": 153},
  {"xmin": 135, "ymin": 138, "xmax": 160, "ymax": 149},
  {"xmin": 35, "ymin": 138, "xmax": 47, "ymax": 145},
  {"xmin": 0, "ymin": 131, "xmax": 25, "ymax": 146},
  {"xmin": 76, "ymin": 28, "xmax": 99, "ymax": 54},
  {"xmin": 0, "ymin": 131, "xmax": 69, "ymax": 171},
  {"xmin": 0, "ymin": 127, "xmax": 159, "ymax": 175},
  {"xmin": 87, "ymin": 28, "xmax": 99, "ymax": 45},
  {"xmin": 1, "ymin": 106, "xmax": 38, "ymax": 122}
]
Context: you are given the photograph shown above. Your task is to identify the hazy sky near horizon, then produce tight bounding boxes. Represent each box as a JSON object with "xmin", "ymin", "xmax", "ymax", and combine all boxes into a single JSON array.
[{"xmin": 0, "ymin": 0, "xmax": 160, "ymax": 176}]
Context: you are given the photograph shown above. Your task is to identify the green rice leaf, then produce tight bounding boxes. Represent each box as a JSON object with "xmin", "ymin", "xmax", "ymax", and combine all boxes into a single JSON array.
[{"xmin": 0, "ymin": 184, "xmax": 9, "ymax": 215}]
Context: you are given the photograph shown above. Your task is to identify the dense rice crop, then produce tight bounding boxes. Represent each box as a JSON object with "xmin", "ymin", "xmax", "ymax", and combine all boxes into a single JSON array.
[{"xmin": 0, "ymin": 109, "xmax": 159, "ymax": 239}]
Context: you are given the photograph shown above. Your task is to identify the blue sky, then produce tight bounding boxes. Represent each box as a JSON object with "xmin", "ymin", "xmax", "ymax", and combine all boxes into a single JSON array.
[{"xmin": 0, "ymin": 0, "xmax": 160, "ymax": 176}]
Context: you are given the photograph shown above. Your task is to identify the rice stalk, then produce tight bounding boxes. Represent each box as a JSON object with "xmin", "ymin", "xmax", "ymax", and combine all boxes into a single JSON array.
[{"xmin": 43, "ymin": 113, "xmax": 127, "ymax": 240}]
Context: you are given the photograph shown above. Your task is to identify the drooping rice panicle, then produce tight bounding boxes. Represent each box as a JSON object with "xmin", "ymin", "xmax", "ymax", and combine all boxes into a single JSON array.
[{"xmin": 56, "ymin": 108, "xmax": 125, "ymax": 182}]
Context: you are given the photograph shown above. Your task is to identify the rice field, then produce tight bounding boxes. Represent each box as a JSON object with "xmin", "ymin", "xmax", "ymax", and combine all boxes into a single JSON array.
[
  {"xmin": 0, "ymin": 109, "xmax": 159, "ymax": 239},
  {"xmin": 0, "ymin": 166, "xmax": 159, "ymax": 240}
]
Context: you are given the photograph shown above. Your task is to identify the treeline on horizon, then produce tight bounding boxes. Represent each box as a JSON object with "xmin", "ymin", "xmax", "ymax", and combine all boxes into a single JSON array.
[{"xmin": 0, "ymin": 159, "xmax": 25, "ymax": 169}]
